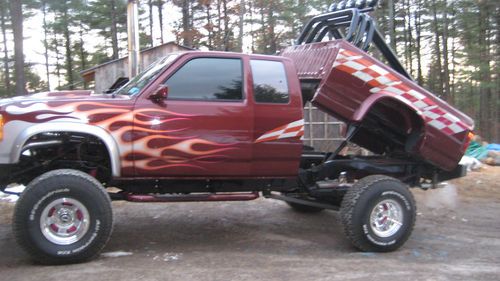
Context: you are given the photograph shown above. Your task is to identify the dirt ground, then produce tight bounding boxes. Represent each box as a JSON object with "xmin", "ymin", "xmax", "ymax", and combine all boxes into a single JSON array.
[{"xmin": 0, "ymin": 167, "xmax": 499, "ymax": 281}]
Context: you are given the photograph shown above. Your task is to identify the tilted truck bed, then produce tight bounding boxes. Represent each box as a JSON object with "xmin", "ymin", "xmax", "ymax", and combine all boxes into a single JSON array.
[{"xmin": 281, "ymin": 40, "xmax": 474, "ymax": 171}]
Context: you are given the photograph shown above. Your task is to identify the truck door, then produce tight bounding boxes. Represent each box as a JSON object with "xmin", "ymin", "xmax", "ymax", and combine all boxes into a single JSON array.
[
  {"xmin": 250, "ymin": 58, "xmax": 304, "ymax": 177},
  {"xmin": 133, "ymin": 55, "xmax": 253, "ymax": 177}
]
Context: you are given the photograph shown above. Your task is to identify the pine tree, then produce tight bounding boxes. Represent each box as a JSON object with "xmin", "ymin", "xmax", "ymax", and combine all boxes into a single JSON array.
[{"xmin": 9, "ymin": 0, "xmax": 25, "ymax": 95}]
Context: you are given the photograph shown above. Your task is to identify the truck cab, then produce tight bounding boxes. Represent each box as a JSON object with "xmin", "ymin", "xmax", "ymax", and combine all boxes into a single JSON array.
[{"xmin": 121, "ymin": 51, "xmax": 304, "ymax": 178}]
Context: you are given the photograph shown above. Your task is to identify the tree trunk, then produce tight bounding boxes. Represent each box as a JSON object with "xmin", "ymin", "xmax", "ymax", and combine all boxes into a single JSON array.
[
  {"xmin": 431, "ymin": 0, "xmax": 444, "ymax": 97},
  {"xmin": 0, "ymin": 5, "xmax": 10, "ymax": 95},
  {"xmin": 205, "ymin": 3, "xmax": 213, "ymax": 49},
  {"xmin": 216, "ymin": 0, "xmax": 222, "ymax": 49},
  {"xmin": 54, "ymin": 37, "xmax": 62, "ymax": 89},
  {"xmin": 405, "ymin": 0, "xmax": 413, "ymax": 77},
  {"xmin": 62, "ymin": 7, "xmax": 74, "ymax": 89},
  {"xmin": 238, "ymin": 0, "xmax": 245, "ymax": 52},
  {"xmin": 158, "ymin": 0, "xmax": 164, "ymax": 44},
  {"xmin": 415, "ymin": 0, "xmax": 423, "ymax": 84},
  {"xmin": 494, "ymin": 2, "xmax": 500, "ymax": 142},
  {"xmin": 79, "ymin": 24, "xmax": 87, "ymax": 89},
  {"xmin": 258, "ymin": 1, "xmax": 267, "ymax": 53},
  {"xmin": 42, "ymin": 1, "xmax": 50, "ymax": 90},
  {"xmin": 181, "ymin": 0, "xmax": 192, "ymax": 47},
  {"xmin": 267, "ymin": 1, "xmax": 277, "ymax": 54},
  {"xmin": 110, "ymin": 0, "xmax": 119, "ymax": 59},
  {"xmin": 441, "ymin": 0, "xmax": 451, "ymax": 102},
  {"xmin": 148, "ymin": 0, "xmax": 154, "ymax": 46},
  {"xmin": 450, "ymin": 6, "xmax": 457, "ymax": 103},
  {"xmin": 222, "ymin": 0, "xmax": 229, "ymax": 51},
  {"xmin": 402, "ymin": 1, "xmax": 409, "ymax": 70},
  {"xmin": 477, "ymin": 1, "xmax": 491, "ymax": 140},
  {"xmin": 248, "ymin": 0, "xmax": 255, "ymax": 52},
  {"xmin": 387, "ymin": 0, "xmax": 396, "ymax": 52},
  {"xmin": 9, "ymin": 0, "xmax": 25, "ymax": 95}
]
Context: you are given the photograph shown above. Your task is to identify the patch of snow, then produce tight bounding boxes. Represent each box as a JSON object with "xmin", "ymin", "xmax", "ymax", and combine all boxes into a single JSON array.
[
  {"xmin": 5, "ymin": 184, "xmax": 26, "ymax": 193},
  {"xmin": 154, "ymin": 252, "xmax": 182, "ymax": 262},
  {"xmin": 422, "ymin": 184, "xmax": 458, "ymax": 209},
  {"xmin": 459, "ymin": 156, "xmax": 482, "ymax": 171},
  {"xmin": 0, "ymin": 185, "xmax": 25, "ymax": 203},
  {"xmin": 0, "ymin": 192, "xmax": 19, "ymax": 203},
  {"xmin": 101, "ymin": 251, "xmax": 133, "ymax": 258}
]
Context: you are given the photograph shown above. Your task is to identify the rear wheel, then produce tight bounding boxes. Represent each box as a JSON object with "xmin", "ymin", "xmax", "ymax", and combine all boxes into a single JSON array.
[
  {"xmin": 340, "ymin": 175, "xmax": 416, "ymax": 252},
  {"xmin": 13, "ymin": 169, "xmax": 113, "ymax": 264}
]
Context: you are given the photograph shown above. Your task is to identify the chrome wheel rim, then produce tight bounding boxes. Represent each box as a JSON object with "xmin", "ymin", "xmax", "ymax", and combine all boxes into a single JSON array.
[
  {"xmin": 369, "ymin": 199, "xmax": 403, "ymax": 238},
  {"xmin": 40, "ymin": 198, "xmax": 90, "ymax": 245}
]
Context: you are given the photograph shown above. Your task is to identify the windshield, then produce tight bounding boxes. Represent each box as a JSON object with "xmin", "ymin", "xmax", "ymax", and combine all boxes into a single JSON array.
[{"xmin": 114, "ymin": 54, "xmax": 179, "ymax": 96}]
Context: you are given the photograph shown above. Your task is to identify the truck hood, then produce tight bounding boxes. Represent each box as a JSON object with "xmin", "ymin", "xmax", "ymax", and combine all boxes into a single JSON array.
[{"xmin": 0, "ymin": 90, "xmax": 130, "ymax": 109}]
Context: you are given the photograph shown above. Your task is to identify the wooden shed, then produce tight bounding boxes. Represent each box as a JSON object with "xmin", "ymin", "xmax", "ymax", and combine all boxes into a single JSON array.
[{"xmin": 80, "ymin": 42, "xmax": 192, "ymax": 94}]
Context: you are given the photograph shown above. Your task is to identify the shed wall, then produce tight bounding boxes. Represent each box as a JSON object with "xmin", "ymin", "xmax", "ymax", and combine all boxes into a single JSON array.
[{"xmin": 93, "ymin": 44, "xmax": 188, "ymax": 94}]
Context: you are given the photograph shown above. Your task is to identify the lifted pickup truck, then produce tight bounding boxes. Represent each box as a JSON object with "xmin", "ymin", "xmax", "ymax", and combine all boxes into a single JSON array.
[{"xmin": 0, "ymin": 6, "xmax": 473, "ymax": 264}]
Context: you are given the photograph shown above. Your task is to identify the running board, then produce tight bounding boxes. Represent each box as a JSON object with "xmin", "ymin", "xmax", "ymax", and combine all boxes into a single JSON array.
[
  {"xmin": 121, "ymin": 192, "xmax": 259, "ymax": 203},
  {"xmin": 263, "ymin": 191, "xmax": 339, "ymax": 211}
]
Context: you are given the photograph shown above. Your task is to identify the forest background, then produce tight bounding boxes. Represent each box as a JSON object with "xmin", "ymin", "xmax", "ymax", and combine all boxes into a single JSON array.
[{"xmin": 0, "ymin": 0, "xmax": 498, "ymax": 142}]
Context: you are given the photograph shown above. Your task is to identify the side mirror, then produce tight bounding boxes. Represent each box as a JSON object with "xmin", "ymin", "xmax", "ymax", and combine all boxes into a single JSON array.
[{"xmin": 149, "ymin": 85, "xmax": 168, "ymax": 104}]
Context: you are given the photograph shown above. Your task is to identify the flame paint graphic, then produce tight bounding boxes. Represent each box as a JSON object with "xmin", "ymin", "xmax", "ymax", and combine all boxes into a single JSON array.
[{"xmin": 4, "ymin": 100, "xmax": 238, "ymax": 174}]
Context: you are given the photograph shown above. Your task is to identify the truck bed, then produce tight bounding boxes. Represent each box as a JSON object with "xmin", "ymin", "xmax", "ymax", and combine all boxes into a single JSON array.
[{"xmin": 281, "ymin": 40, "xmax": 474, "ymax": 171}]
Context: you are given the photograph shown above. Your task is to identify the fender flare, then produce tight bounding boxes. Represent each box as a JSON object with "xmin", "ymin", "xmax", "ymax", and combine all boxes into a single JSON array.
[
  {"xmin": 11, "ymin": 122, "xmax": 121, "ymax": 177},
  {"xmin": 352, "ymin": 92, "xmax": 424, "ymax": 125}
]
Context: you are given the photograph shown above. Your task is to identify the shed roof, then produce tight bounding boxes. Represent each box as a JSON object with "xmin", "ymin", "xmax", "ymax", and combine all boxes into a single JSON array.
[{"xmin": 80, "ymin": 41, "xmax": 193, "ymax": 81}]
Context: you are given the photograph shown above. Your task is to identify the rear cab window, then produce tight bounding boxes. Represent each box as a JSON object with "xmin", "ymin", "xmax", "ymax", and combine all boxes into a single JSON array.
[
  {"xmin": 164, "ymin": 57, "xmax": 243, "ymax": 101},
  {"xmin": 250, "ymin": 60, "xmax": 289, "ymax": 104}
]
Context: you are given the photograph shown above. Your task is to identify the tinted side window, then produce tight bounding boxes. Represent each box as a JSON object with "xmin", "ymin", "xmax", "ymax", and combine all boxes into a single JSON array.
[
  {"xmin": 165, "ymin": 58, "xmax": 243, "ymax": 101},
  {"xmin": 251, "ymin": 60, "xmax": 289, "ymax": 103}
]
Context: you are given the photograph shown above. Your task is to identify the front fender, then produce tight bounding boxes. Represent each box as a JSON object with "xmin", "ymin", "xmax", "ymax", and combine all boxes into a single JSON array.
[{"xmin": 10, "ymin": 122, "xmax": 121, "ymax": 177}]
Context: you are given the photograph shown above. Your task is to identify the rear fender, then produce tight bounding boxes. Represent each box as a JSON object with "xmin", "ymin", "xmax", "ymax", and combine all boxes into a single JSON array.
[
  {"xmin": 352, "ymin": 92, "xmax": 424, "ymax": 125},
  {"xmin": 352, "ymin": 93, "xmax": 426, "ymax": 153}
]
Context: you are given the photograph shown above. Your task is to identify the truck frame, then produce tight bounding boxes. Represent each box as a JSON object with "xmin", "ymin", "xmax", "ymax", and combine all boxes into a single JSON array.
[{"xmin": 0, "ymin": 4, "xmax": 473, "ymax": 264}]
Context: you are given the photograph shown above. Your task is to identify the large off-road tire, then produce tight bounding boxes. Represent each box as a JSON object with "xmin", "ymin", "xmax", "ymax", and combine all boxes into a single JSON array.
[
  {"xmin": 340, "ymin": 175, "xmax": 416, "ymax": 252},
  {"xmin": 13, "ymin": 169, "xmax": 113, "ymax": 264}
]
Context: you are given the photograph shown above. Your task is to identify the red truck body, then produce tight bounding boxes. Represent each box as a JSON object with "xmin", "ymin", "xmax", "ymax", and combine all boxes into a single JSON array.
[
  {"xmin": 0, "ymin": 42, "xmax": 473, "ymax": 181},
  {"xmin": 0, "ymin": 52, "xmax": 305, "ymax": 179},
  {"xmin": 0, "ymin": 40, "xmax": 475, "ymax": 265},
  {"xmin": 0, "ymin": 6, "xmax": 477, "ymax": 263},
  {"xmin": 281, "ymin": 40, "xmax": 474, "ymax": 171},
  {"xmin": 131, "ymin": 51, "xmax": 304, "ymax": 178}
]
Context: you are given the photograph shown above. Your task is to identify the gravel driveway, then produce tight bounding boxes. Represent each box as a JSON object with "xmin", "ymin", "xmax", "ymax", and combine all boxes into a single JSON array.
[{"xmin": 1, "ymin": 167, "xmax": 499, "ymax": 281}]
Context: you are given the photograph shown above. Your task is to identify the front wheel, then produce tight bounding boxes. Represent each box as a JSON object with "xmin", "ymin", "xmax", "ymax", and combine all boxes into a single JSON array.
[
  {"xmin": 340, "ymin": 175, "xmax": 416, "ymax": 252},
  {"xmin": 13, "ymin": 169, "xmax": 113, "ymax": 264}
]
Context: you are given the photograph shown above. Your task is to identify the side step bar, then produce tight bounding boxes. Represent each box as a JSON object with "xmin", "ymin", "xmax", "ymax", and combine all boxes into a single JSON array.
[{"xmin": 118, "ymin": 192, "xmax": 259, "ymax": 203}]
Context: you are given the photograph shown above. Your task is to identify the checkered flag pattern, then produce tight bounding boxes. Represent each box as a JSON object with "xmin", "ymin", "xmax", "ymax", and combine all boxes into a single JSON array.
[
  {"xmin": 255, "ymin": 119, "xmax": 304, "ymax": 143},
  {"xmin": 333, "ymin": 48, "xmax": 468, "ymax": 135}
]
